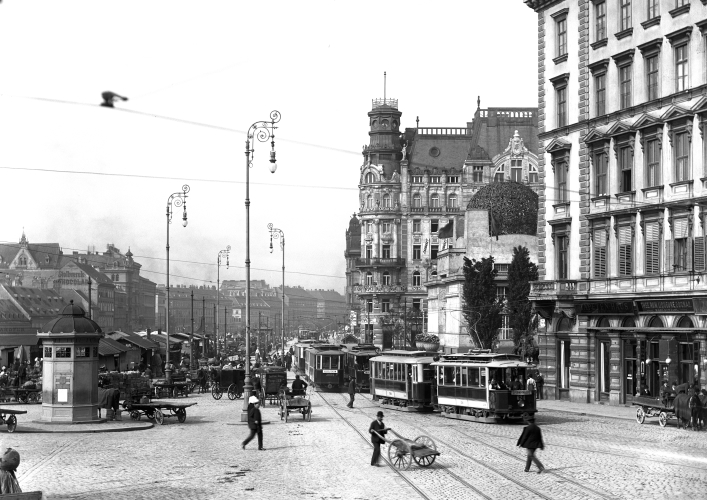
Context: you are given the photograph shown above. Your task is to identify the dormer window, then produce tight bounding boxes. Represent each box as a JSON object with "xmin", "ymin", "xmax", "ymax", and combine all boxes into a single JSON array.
[
  {"xmin": 429, "ymin": 176, "xmax": 441, "ymax": 184},
  {"xmin": 411, "ymin": 175, "xmax": 423, "ymax": 183},
  {"xmin": 365, "ymin": 173, "xmax": 375, "ymax": 184}
]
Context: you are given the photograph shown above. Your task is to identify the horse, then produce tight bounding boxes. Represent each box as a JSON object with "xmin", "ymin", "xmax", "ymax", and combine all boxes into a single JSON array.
[
  {"xmin": 674, "ymin": 393, "xmax": 703, "ymax": 431},
  {"xmin": 689, "ymin": 393, "xmax": 703, "ymax": 431}
]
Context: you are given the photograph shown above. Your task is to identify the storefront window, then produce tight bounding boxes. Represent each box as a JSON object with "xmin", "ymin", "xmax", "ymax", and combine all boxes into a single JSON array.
[
  {"xmin": 44, "ymin": 347, "xmax": 52, "ymax": 358},
  {"xmin": 559, "ymin": 340, "xmax": 571, "ymax": 389},
  {"xmin": 600, "ymin": 341, "xmax": 611, "ymax": 393}
]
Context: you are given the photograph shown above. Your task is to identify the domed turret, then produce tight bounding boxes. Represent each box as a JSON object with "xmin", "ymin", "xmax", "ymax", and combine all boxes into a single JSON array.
[{"xmin": 41, "ymin": 300, "xmax": 102, "ymax": 335}]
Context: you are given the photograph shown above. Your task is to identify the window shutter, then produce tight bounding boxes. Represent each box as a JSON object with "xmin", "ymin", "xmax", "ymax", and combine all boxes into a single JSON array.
[
  {"xmin": 674, "ymin": 218, "xmax": 688, "ymax": 239},
  {"xmin": 593, "ymin": 229, "xmax": 607, "ymax": 278},
  {"xmin": 694, "ymin": 236, "xmax": 705, "ymax": 272},
  {"xmin": 618, "ymin": 226, "xmax": 632, "ymax": 276},
  {"xmin": 645, "ymin": 221, "xmax": 660, "ymax": 275},
  {"xmin": 665, "ymin": 239, "xmax": 673, "ymax": 273}
]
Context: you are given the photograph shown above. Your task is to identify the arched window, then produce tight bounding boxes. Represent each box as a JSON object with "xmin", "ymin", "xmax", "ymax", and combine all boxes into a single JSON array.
[
  {"xmin": 382, "ymin": 194, "xmax": 391, "ymax": 208},
  {"xmin": 366, "ymin": 272, "xmax": 373, "ymax": 285},
  {"xmin": 596, "ymin": 317, "xmax": 610, "ymax": 328},
  {"xmin": 448, "ymin": 193, "xmax": 458, "ymax": 208},
  {"xmin": 412, "ymin": 271, "xmax": 421, "ymax": 286},
  {"xmin": 622, "ymin": 317, "xmax": 636, "ymax": 327},
  {"xmin": 430, "ymin": 193, "xmax": 440, "ymax": 208},
  {"xmin": 557, "ymin": 317, "xmax": 573, "ymax": 331},
  {"xmin": 382, "ymin": 272, "xmax": 391, "ymax": 285},
  {"xmin": 529, "ymin": 165, "xmax": 539, "ymax": 183},
  {"xmin": 413, "ymin": 194, "xmax": 422, "ymax": 207},
  {"xmin": 366, "ymin": 195, "xmax": 373, "ymax": 209},
  {"xmin": 677, "ymin": 316, "xmax": 694, "ymax": 328},
  {"xmin": 648, "ymin": 316, "xmax": 664, "ymax": 328},
  {"xmin": 494, "ymin": 166, "xmax": 505, "ymax": 183},
  {"xmin": 365, "ymin": 172, "xmax": 375, "ymax": 183}
]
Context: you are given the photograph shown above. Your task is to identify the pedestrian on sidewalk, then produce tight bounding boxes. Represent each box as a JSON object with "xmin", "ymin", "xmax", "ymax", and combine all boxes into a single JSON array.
[
  {"xmin": 242, "ymin": 396, "xmax": 265, "ymax": 451},
  {"xmin": 535, "ymin": 373, "xmax": 544, "ymax": 400},
  {"xmin": 347, "ymin": 378, "xmax": 356, "ymax": 408},
  {"xmin": 517, "ymin": 416, "xmax": 545, "ymax": 473},
  {"xmin": 368, "ymin": 411, "xmax": 389, "ymax": 466}
]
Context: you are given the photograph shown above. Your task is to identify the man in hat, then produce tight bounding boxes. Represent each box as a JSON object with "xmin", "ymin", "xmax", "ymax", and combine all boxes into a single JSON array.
[
  {"xmin": 291, "ymin": 374, "xmax": 308, "ymax": 396},
  {"xmin": 368, "ymin": 411, "xmax": 389, "ymax": 466},
  {"xmin": 242, "ymin": 395, "xmax": 264, "ymax": 450},
  {"xmin": 347, "ymin": 378, "xmax": 357, "ymax": 408},
  {"xmin": 517, "ymin": 416, "xmax": 545, "ymax": 473}
]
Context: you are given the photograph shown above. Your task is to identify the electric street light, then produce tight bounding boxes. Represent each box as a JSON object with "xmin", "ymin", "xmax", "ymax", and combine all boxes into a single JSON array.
[
  {"xmin": 165, "ymin": 184, "xmax": 190, "ymax": 383},
  {"xmin": 241, "ymin": 110, "xmax": 281, "ymax": 422},
  {"xmin": 217, "ymin": 246, "xmax": 231, "ymax": 359},
  {"xmin": 268, "ymin": 223, "xmax": 285, "ymax": 360}
]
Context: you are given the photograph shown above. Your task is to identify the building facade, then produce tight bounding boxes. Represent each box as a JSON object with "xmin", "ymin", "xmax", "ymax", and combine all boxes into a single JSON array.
[
  {"xmin": 352, "ymin": 94, "xmax": 539, "ymax": 347},
  {"xmin": 525, "ymin": 0, "xmax": 707, "ymax": 404}
]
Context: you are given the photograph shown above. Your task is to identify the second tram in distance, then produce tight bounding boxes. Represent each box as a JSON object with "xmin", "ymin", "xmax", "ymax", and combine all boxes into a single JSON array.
[
  {"xmin": 369, "ymin": 350, "xmax": 437, "ymax": 411},
  {"xmin": 304, "ymin": 344, "xmax": 346, "ymax": 391},
  {"xmin": 342, "ymin": 344, "xmax": 379, "ymax": 391}
]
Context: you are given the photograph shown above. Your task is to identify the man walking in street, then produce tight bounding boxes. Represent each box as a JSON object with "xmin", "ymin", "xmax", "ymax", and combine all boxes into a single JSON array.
[
  {"xmin": 517, "ymin": 416, "xmax": 545, "ymax": 473},
  {"xmin": 368, "ymin": 411, "xmax": 388, "ymax": 466},
  {"xmin": 347, "ymin": 378, "xmax": 356, "ymax": 408},
  {"xmin": 242, "ymin": 395, "xmax": 265, "ymax": 451},
  {"xmin": 535, "ymin": 373, "xmax": 544, "ymax": 400}
]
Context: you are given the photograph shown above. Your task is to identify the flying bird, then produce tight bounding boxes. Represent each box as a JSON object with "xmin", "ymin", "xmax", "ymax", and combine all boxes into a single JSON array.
[{"xmin": 100, "ymin": 91, "xmax": 128, "ymax": 108}]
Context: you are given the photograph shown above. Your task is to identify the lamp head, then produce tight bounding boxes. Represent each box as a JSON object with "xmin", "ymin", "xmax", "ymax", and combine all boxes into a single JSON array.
[
  {"xmin": 269, "ymin": 150, "xmax": 277, "ymax": 173},
  {"xmin": 665, "ymin": 355, "xmax": 672, "ymax": 365},
  {"xmin": 182, "ymin": 208, "xmax": 188, "ymax": 227},
  {"xmin": 646, "ymin": 357, "xmax": 652, "ymax": 365}
]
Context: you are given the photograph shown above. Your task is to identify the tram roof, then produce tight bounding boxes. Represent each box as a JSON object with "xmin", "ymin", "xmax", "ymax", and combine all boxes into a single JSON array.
[
  {"xmin": 370, "ymin": 350, "xmax": 437, "ymax": 363},
  {"xmin": 432, "ymin": 352, "xmax": 531, "ymax": 367},
  {"xmin": 307, "ymin": 348, "xmax": 345, "ymax": 355},
  {"xmin": 343, "ymin": 344, "xmax": 380, "ymax": 353}
]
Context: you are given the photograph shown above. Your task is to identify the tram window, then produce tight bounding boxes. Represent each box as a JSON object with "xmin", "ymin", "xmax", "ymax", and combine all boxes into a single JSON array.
[
  {"xmin": 443, "ymin": 366, "xmax": 454, "ymax": 385},
  {"xmin": 480, "ymin": 369, "xmax": 487, "ymax": 388},
  {"xmin": 468, "ymin": 367, "xmax": 479, "ymax": 387},
  {"xmin": 316, "ymin": 356, "xmax": 322, "ymax": 370},
  {"xmin": 423, "ymin": 367, "xmax": 433, "ymax": 382},
  {"xmin": 437, "ymin": 367, "xmax": 443, "ymax": 384},
  {"xmin": 412, "ymin": 365, "xmax": 418, "ymax": 382},
  {"xmin": 461, "ymin": 367, "xmax": 468, "ymax": 386},
  {"xmin": 407, "ymin": 365, "xmax": 412, "ymax": 379}
]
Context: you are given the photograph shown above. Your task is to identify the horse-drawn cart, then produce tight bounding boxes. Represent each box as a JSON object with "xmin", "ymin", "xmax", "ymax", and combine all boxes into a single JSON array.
[
  {"xmin": 122, "ymin": 401, "xmax": 197, "ymax": 425},
  {"xmin": 372, "ymin": 429, "xmax": 440, "ymax": 470},
  {"xmin": 257, "ymin": 366, "xmax": 287, "ymax": 405},
  {"xmin": 211, "ymin": 368, "xmax": 245, "ymax": 400},
  {"xmin": 278, "ymin": 389, "xmax": 312, "ymax": 422},
  {"xmin": 633, "ymin": 396, "xmax": 675, "ymax": 427}
]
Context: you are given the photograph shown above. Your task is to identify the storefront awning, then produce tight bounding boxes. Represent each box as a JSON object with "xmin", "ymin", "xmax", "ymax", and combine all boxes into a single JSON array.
[{"xmin": 0, "ymin": 334, "xmax": 40, "ymax": 347}]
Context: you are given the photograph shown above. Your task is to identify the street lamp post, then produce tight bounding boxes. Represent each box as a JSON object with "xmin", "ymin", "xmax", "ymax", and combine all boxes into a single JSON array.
[
  {"xmin": 165, "ymin": 184, "xmax": 190, "ymax": 383},
  {"xmin": 190, "ymin": 289, "xmax": 194, "ymax": 369},
  {"xmin": 217, "ymin": 246, "xmax": 231, "ymax": 360},
  {"xmin": 268, "ymin": 223, "xmax": 285, "ymax": 360},
  {"xmin": 241, "ymin": 110, "xmax": 280, "ymax": 422}
]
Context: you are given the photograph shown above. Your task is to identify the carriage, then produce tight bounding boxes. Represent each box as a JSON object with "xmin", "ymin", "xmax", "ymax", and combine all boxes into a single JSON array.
[
  {"xmin": 633, "ymin": 395, "xmax": 675, "ymax": 427},
  {"xmin": 256, "ymin": 365, "xmax": 287, "ymax": 404},
  {"xmin": 211, "ymin": 368, "xmax": 245, "ymax": 401},
  {"xmin": 371, "ymin": 428, "xmax": 440, "ymax": 470},
  {"xmin": 278, "ymin": 386, "xmax": 312, "ymax": 422}
]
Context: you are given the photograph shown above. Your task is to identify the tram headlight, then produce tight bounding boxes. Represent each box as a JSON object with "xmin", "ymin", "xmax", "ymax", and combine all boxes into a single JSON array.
[{"xmin": 518, "ymin": 400, "xmax": 525, "ymax": 408}]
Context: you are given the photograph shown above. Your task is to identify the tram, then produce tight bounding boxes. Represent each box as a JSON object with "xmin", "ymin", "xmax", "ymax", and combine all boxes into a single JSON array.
[
  {"xmin": 292, "ymin": 340, "xmax": 318, "ymax": 374},
  {"xmin": 342, "ymin": 344, "xmax": 380, "ymax": 391},
  {"xmin": 304, "ymin": 344, "xmax": 345, "ymax": 391},
  {"xmin": 369, "ymin": 351, "xmax": 436, "ymax": 411},
  {"xmin": 432, "ymin": 351, "xmax": 536, "ymax": 423}
]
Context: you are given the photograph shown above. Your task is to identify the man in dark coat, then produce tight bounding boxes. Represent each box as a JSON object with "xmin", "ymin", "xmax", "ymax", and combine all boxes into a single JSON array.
[
  {"xmin": 17, "ymin": 362, "xmax": 27, "ymax": 387},
  {"xmin": 242, "ymin": 396, "xmax": 264, "ymax": 450},
  {"xmin": 291, "ymin": 375, "xmax": 308, "ymax": 396},
  {"xmin": 368, "ymin": 411, "xmax": 388, "ymax": 466},
  {"xmin": 347, "ymin": 378, "xmax": 357, "ymax": 408},
  {"xmin": 535, "ymin": 373, "xmax": 545, "ymax": 399},
  {"xmin": 517, "ymin": 416, "xmax": 545, "ymax": 473}
]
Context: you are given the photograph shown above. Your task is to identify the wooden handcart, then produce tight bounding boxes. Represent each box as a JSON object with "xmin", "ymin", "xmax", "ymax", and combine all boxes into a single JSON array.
[
  {"xmin": 0, "ymin": 408, "xmax": 27, "ymax": 433},
  {"xmin": 122, "ymin": 401, "xmax": 197, "ymax": 425},
  {"xmin": 211, "ymin": 368, "xmax": 245, "ymax": 401},
  {"xmin": 278, "ymin": 388, "xmax": 312, "ymax": 422},
  {"xmin": 373, "ymin": 429, "xmax": 440, "ymax": 470},
  {"xmin": 633, "ymin": 395, "xmax": 675, "ymax": 427}
]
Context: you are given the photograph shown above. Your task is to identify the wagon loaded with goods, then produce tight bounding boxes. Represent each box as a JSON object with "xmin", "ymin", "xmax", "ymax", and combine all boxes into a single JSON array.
[
  {"xmin": 371, "ymin": 429, "xmax": 440, "ymax": 470},
  {"xmin": 256, "ymin": 365, "xmax": 287, "ymax": 405},
  {"xmin": 633, "ymin": 395, "xmax": 676, "ymax": 427},
  {"xmin": 278, "ymin": 386, "xmax": 312, "ymax": 422},
  {"xmin": 122, "ymin": 401, "xmax": 197, "ymax": 425}
]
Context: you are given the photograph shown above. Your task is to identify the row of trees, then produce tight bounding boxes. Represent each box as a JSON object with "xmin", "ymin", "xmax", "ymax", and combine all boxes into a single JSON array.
[{"xmin": 462, "ymin": 245, "xmax": 538, "ymax": 358}]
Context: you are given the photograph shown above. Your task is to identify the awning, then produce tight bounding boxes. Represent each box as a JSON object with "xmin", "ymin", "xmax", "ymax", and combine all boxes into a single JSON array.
[
  {"xmin": 98, "ymin": 338, "xmax": 129, "ymax": 356},
  {"xmin": 0, "ymin": 334, "xmax": 40, "ymax": 347},
  {"xmin": 108, "ymin": 331, "xmax": 159, "ymax": 350}
]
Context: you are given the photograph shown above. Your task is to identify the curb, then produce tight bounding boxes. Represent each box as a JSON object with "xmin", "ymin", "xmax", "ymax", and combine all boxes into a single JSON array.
[{"xmin": 14, "ymin": 422, "xmax": 155, "ymax": 434}]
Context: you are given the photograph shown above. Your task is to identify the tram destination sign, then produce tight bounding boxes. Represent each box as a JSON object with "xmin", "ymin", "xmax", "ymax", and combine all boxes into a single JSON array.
[
  {"xmin": 576, "ymin": 301, "xmax": 634, "ymax": 315},
  {"xmin": 635, "ymin": 299, "xmax": 693, "ymax": 313}
]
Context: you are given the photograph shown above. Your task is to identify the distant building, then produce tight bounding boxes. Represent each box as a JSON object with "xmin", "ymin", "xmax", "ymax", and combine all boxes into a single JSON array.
[{"xmin": 0, "ymin": 231, "xmax": 63, "ymax": 271}]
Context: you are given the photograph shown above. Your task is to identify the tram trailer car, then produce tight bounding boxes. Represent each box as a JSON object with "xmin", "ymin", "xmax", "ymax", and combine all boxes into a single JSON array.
[
  {"xmin": 343, "ymin": 344, "xmax": 380, "ymax": 391},
  {"xmin": 304, "ymin": 345, "xmax": 345, "ymax": 391},
  {"xmin": 432, "ymin": 352, "xmax": 536, "ymax": 423},
  {"xmin": 292, "ymin": 340, "xmax": 318, "ymax": 374},
  {"xmin": 370, "ymin": 351, "xmax": 436, "ymax": 411}
]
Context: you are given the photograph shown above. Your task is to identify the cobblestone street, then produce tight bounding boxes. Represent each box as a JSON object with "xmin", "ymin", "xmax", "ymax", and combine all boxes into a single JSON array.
[{"xmin": 4, "ymin": 384, "xmax": 705, "ymax": 500}]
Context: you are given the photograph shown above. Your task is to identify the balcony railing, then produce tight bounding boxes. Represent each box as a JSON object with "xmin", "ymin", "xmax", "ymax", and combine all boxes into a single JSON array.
[
  {"xmin": 355, "ymin": 257, "xmax": 405, "ymax": 267},
  {"xmin": 530, "ymin": 280, "xmax": 577, "ymax": 296},
  {"xmin": 372, "ymin": 98, "xmax": 398, "ymax": 109},
  {"xmin": 353, "ymin": 284, "xmax": 406, "ymax": 294}
]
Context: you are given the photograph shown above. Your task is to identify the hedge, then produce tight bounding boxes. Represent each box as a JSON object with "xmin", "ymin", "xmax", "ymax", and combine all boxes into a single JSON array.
[{"xmin": 466, "ymin": 181, "xmax": 538, "ymax": 236}]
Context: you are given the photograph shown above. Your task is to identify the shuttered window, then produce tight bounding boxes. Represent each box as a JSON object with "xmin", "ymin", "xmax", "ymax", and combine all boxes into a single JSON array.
[
  {"xmin": 593, "ymin": 228, "xmax": 607, "ymax": 278},
  {"xmin": 694, "ymin": 236, "xmax": 705, "ymax": 272},
  {"xmin": 673, "ymin": 217, "xmax": 689, "ymax": 272},
  {"xmin": 618, "ymin": 225, "xmax": 632, "ymax": 277},
  {"xmin": 644, "ymin": 221, "xmax": 660, "ymax": 275}
]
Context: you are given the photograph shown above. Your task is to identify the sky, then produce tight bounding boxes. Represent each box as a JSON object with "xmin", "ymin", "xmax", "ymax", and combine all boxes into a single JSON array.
[{"xmin": 0, "ymin": 0, "xmax": 537, "ymax": 294}]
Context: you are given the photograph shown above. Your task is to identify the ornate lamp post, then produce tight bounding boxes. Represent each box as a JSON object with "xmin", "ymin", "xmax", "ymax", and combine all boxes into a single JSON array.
[
  {"xmin": 268, "ymin": 223, "xmax": 285, "ymax": 359},
  {"xmin": 241, "ymin": 111, "xmax": 280, "ymax": 422},
  {"xmin": 165, "ymin": 184, "xmax": 189, "ymax": 383},
  {"xmin": 217, "ymin": 246, "xmax": 231, "ymax": 358}
]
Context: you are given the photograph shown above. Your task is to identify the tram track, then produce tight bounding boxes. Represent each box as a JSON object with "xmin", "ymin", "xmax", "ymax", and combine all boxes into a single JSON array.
[
  {"xmin": 346, "ymin": 392, "xmax": 619, "ymax": 500},
  {"xmin": 315, "ymin": 391, "xmax": 493, "ymax": 500}
]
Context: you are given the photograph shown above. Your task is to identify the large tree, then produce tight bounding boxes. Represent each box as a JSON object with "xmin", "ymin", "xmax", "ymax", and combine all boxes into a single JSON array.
[
  {"xmin": 507, "ymin": 245, "xmax": 539, "ymax": 358},
  {"xmin": 379, "ymin": 305, "xmax": 424, "ymax": 349},
  {"xmin": 462, "ymin": 256, "xmax": 503, "ymax": 349}
]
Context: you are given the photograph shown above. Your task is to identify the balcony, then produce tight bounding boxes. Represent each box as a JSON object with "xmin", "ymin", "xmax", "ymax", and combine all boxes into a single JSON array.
[
  {"xmin": 353, "ymin": 284, "xmax": 406, "ymax": 294},
  {"xmin": 530, "ymin": 280, "xmax": 577, "ymax": 297},
  {"xmin": 355, "ymin": 257, "xmax": 405, "ymax": 268}
]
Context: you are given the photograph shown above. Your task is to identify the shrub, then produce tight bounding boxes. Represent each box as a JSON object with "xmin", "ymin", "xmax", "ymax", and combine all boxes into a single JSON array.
[
  {"xmin": 416, "ymin": 333, "xmax": 439, "ymax": 343},
  {"xmin": 467, "ymin": 182, "xmax": 538, "ymax": 236}
]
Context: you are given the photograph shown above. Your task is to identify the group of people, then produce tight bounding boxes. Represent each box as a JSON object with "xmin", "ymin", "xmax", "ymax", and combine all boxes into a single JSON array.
[
  {"xmin": 0, "ymin": 358, "xmax": 42, "ymax": 390},
  {"xmin": 487, "ymin": 372, "xmax": 545, "ymax": 400},
  {"xmin": 657, "ymin": 380, "xmax": 705, "ymax": 406}
]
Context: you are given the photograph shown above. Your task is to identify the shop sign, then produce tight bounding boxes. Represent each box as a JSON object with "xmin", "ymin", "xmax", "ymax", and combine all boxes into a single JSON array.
[
  {"xmin": 635, "ymin": 299, "xmax": 693, "ymax": 313},
  {"xmin": 577, "ymin": 301, "xmax": 634, "ymax": 315},
  {"xmin": 693, "ymin": 298, "xmax": 707, "ymax": 315}
]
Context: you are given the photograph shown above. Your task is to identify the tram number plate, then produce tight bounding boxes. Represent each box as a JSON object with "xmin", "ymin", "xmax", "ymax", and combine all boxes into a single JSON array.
[
  {"xmin": 322, "ymin": 370, "xmax": 338, "ymax": 374},
  {"xmin": 511, "ymin": 390, "xmax": 532, "ymax": 396},
  {"xmin": 363, "ymin": 371, "xmax": 370, "ymax": 375}
]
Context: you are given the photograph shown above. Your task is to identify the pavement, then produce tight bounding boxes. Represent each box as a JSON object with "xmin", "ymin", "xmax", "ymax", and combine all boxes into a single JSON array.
[{"xmin": 5, "ymin": 372, "xmax": 707, "ymax": 499}]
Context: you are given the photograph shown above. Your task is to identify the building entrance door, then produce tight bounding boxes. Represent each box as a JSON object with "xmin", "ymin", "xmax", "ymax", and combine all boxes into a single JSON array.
[{"xmin": 625, "ymin": 359, "xmax": 637, "ymax": 403}]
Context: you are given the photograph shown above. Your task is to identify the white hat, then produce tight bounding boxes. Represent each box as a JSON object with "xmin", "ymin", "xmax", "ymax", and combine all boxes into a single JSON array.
[{"xmin": 248, "ymin": 396, "xmax": 260, "ymax": 404}]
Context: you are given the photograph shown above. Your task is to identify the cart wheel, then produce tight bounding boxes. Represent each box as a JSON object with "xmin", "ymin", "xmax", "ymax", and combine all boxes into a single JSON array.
[
  {"xmin": 212, "ymin": 386, "xmax": 223, "ymax": 400},
  {"xmin": 130, "ymin": 411, "xmax": 140, "ymax": 421},
  {"xmin": 18, "ymin": 394, "xmax": 28, "ymax": 404},
  {"xmin": 413, "ymin": 436, "xmax": 437, "ymax": 467},
  {"xmin": 6, "ymin": 415, "xmax": 17, "ymax": 433},
  {"xmin": 154, "ymin": 409, "xmax": 165, "ymax": 425},
  {"xmin": 388, "ymin": 440, "xmax": 412, "ymax": 470},
  {"xmin": 659, "ymin": 411, "xmax": 668, "ymax": 428},
  {"xmin": 146, "ymin": 410, "xmax": 155, "ymax": 420},
  {"xmin": 176, "ymin": 408, "xmax": 186, "ymax": 423},
  {"xmin": 636, "ymin": 407, "xmax": 646, "ymax": 425},
  {"xmin": 227, "ymin": 384, "xmax": 237, "ymax": 401}
]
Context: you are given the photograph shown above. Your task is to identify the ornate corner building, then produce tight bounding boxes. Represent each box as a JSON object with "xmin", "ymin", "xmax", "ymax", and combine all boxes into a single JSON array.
[
  {"xmin": 348, "ymin": 93, "xmax": 538, "ymax": 347},
  {"xmin": 525, "ymin": 0, "xmax": 707, "ymax": 405}
]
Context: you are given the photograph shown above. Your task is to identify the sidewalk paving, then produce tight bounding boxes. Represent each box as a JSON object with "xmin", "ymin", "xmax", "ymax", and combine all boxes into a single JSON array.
[{"xmin": 537, "ymin": 398, "xmax": 636, "ymax": 421}]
